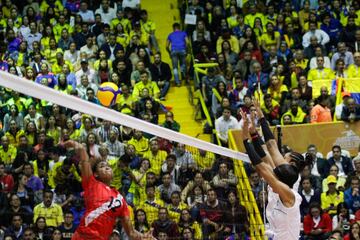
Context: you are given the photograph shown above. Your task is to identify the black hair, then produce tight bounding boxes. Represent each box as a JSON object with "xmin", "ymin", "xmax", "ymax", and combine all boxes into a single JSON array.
[
  {"xmin": 332, "ymin": 145, "xmax": 341, "ymax": 151},
  {"xmin": 273, "ymin": 164, "xmax": 298, "ymax": 188},
  {"xmin": 290, "ymin": 151, "xmax": 313, "ymax": 172},
  {"xmin": 134, "ymin": 208, "xmax": 149, "ymax": 231}
]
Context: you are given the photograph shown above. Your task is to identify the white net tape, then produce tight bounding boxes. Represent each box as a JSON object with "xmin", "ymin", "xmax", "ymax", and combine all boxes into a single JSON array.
[{"xmin": 0, "ymin": 71, "xmax": 250, "ymax": 162}]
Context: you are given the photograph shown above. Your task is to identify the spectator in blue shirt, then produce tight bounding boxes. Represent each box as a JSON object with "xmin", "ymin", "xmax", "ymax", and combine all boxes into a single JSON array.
[
  {"xmin": 166, "ymin": 22, "xmax": 189, "ymax": 87},
  {"xmin": 320, "ymin": 13, "xmax": 342, "ymax": 50},
  {"xmin": 344, "ymin": 176, "xmax": 360, "ymax": 213}
]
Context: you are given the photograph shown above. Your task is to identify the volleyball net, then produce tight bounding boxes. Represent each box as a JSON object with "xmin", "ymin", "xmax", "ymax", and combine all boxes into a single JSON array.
[{"xmin": 0, "ymin": 72, "xmax": 265, "ymax": 239}]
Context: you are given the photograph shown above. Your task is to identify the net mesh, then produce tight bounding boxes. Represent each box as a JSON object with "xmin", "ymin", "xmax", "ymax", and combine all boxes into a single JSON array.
[{"xmin": 0, "ymin": 72, "xmax": 263, "ymax": 239}]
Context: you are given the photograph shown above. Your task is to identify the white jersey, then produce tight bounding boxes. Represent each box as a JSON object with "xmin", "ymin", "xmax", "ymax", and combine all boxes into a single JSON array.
[{"xmin": 266, "ymin": 185, "xmax": 302, "ymax": 240}]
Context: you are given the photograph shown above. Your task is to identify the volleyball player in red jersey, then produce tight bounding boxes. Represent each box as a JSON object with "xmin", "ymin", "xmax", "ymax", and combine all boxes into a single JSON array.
[{"xmin": 64, "ymin": 141, "xmax": 154, "ymax": 240}]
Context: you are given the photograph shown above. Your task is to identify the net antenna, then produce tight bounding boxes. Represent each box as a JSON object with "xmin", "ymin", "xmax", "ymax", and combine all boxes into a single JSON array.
[{"xmin": 0, "ymin": 71, "xmax": 250, "ymax": 162}]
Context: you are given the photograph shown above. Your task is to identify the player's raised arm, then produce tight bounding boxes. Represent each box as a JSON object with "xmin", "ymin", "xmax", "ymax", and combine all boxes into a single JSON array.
[
  {"xmin": 64, "ymin": 140, "xmax": 93, "ymax": 179},
  {"xmin": 120, "ymin": 216, "xmax": 156, "ymax": 240},
  {"xmin": 248, "ymin": 110, "xmax": 275, "ymax": 168},
  {"xmin": 254, "ymin": 99, "xmax": 287, "ymax": 167}
]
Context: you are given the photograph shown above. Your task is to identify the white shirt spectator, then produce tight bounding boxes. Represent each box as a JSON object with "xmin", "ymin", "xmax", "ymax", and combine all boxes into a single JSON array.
[
  {"xmin": 95, "ymin": 5, "xmax": 116, "ymax": 24},
  {"xmin": 78, "ymin": 10, "xmax": 95, "ymax": 23},
  {"xmin": 19, "ymin": 26, "xmax": 30, "ymax": 39},
  {"xmin": 64, "ymin": 50, "xmax": 80, "ymax": 65},
  {"xmin": 122, "ymin": 0, "xmax": 140, "ymax": 9},
  {"xmin": 302, "ymin": 30, "xmax": 330, "ymax": 48},
  {"xmin": 310, "ymin": 56, "xmax": 331, "ymax": 69},
  {"xmin": 215, "ymin": 112, "xmax": 239, "ymax": 142},
  {"xmin": 75, "ymin": 68, "xmax": 97, "ymax": 85},
  {"xmin": 79, "ymin": 44, "xmax": 98, "ymax": 62},
  {"xmin": 24, "ymin": 32, "xmax": 42, "ymax": 51},
  {"xmin": 331, "ymin": 51, "xmax": 354, "ymax": 70}
]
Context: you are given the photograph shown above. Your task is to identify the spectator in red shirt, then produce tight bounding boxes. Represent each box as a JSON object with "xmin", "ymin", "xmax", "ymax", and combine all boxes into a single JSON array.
[
  {"xmin": 151, "ymin": 207, "xmax": 179, "ymax": 239},
  {"xmin": 200, "ymin": 188, "xmax": 225, "ymax": 238},
  {"xmin": 303, "ymin": 202, "xmax": 332, "ymax": 240},
  {"xmin": 0, "ymin": 161, "xmax": 14, "ymax": 194}
]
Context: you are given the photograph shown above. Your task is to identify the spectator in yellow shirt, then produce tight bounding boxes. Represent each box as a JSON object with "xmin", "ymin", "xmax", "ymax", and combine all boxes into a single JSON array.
[
  {"xmin": 51, "ymin": 51, "xmax": 73, "ymax": 74},
  {"xmin": 321, "ymin": 175, "xmax": 344, "ymax": 216},
  {"xmin": 140, "ymin": 10, "xmax": 159, "ymax": 53},
  {"xmin": 132, "ymin": 71, "xmax": 160, "ymax": 100},
  {"xmin": 167, "ymin": 191, "xmax": 188, "ymax": 222},
  {"xmin": 347, "ymin": 52, "xmax": 360, "ymax": 78},
  {"xmin": 5, "ymin": 119, "xmax": 25, "ymax": 147},
  {"xmin": 308, "ymin": 56, "xmax": 335, "ymax": 82},
  {"xmin": 33, "ymin": 190, "xmax": 64, "ymax": 227},
  {"xmin": 53, "ymin": 14, "xmax": 73, "ymax": 42},
  {"xmin": 0, "ymin": 136, "xmax": 17, "ymax": 166},
  {"xmin": 244, "ymin": 4, "xmax": 265, "ymax": 28},
  {"xmin": 39, "ymin": 0, "xmax": 63, "ymax": 16},
  {"xmin": 261, "ymin": 22, "xmax": 281, "ymax": 53},
  {"xmin": 138, "ymin": 185, "xmax": 165, "ymax": 225},
  {"xmin": 111, "ymin": 9, "xmax": 131, "ymax": 34},
  {"xmin": 127, "ymin": 129, "xmax": 149, "ymax": 156},
  {"xmin": 216, "ymin": 29, "xmax": 240, "ymax": 54},
  {"xmin": 143, "ymin": 138, "xmax": 167, "ymax": 176}
]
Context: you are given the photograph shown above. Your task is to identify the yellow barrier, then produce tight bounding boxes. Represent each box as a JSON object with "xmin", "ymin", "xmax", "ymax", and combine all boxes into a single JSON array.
[
  {"xmin": 312, "ymin": 78, "xmax": 360, "ymax": 99},
  {"xmin": 228, "ymin": 133, "xmax": 265, "ymax": 240},
  {"xmin": 230, "ymin": 121, "xmax": 360, "ymax": 156}
]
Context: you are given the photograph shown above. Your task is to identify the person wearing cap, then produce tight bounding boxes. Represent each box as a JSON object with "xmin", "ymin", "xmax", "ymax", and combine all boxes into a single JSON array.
[
  {"xmin": 335, "ymin": 92, "xmax": 351, "ymax": 120},
  {"xmin": 75, "ymin": 58, "xmax": 97, "ymax": 85},
  {"xmin": 321, "ymin": 175, "xmax": 344, "ymax": 216}
]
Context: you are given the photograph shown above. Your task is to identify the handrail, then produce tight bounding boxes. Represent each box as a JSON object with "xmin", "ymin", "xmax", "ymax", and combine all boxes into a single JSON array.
[{"xmin": 193, "ymin": 89, "xmax": 213, "ymax": 127}]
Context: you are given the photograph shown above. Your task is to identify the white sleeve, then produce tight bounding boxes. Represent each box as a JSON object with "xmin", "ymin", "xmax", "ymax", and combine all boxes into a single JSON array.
[
  {"xmin": 320, "ymin": 30, "xmax": 330, "ymax": 45},
  {"xmin": 302, "ymin": 33, "xmax": 310, "ymax": 48},
  {"xmin": 332, "ymin": 215, "xmax": 338, "ymax": 230}
]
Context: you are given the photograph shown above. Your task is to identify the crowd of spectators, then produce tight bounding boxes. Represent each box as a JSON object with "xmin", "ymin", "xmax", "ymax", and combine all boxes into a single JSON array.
[
  {"xmin": 0, "ymin": 0, "xmax": 252, "ymax": 240},
  {"xmin": 179, "ymin": 0, "xmax": 360, "ymax": 239},
  {"xmin": 0, "ymin": 0, "xmax": 360, "ymax": 239},
  {"xmin": 182, "ymin": 0, "xmax": 360, "ymax": 147}
]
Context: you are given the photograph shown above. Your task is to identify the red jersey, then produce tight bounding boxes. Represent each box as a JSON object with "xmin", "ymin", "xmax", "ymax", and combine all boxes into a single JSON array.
[
  {"xmin": 72, "ymin": 175, "xmax": 129, "ymax": 240},
  {"xmin": 0, "ymin": 174, "xmax": 14, "ymax": 193}
]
